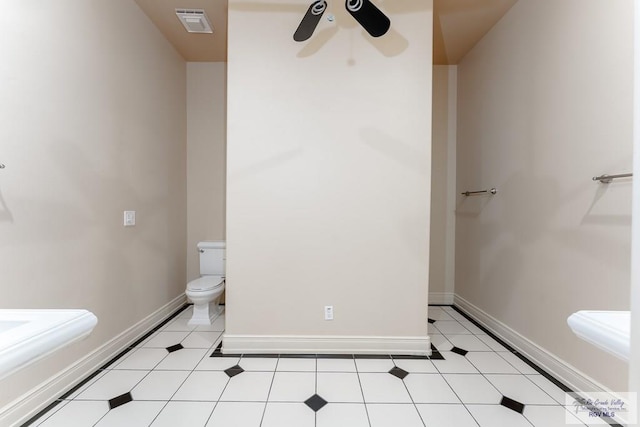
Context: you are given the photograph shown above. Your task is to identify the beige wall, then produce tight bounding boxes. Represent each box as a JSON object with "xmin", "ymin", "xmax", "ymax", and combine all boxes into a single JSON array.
[
  {"xmin": 0, "ymin": 0, "xmax": 186, "ymax": 408},
  {"xmin": 631, "ymin": 0, "xmax": 640, "ymax": 403},
  {"xmin": 187, "ymin": 63, "xmax": 227, "ymax": 281},
  {"xmin": 456, "ymin": 0, "xmax": 632, "ymax": 390},
  {"xmin": 225, "ymin": 0, "xmax": 433, "ymax": 351},
  {"xmin": 430, "ymin": 65, "xmax": 457, "ymax": 304}
]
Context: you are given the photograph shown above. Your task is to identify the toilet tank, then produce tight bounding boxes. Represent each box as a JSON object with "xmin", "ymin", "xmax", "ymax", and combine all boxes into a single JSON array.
[{"xmin": 197, "ymin": 241, "xmax": 225, "ymax": 276}]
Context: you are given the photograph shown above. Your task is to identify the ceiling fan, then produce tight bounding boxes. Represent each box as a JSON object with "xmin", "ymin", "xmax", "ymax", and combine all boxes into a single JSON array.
[{"xmin": 293, "ymin": 0, "xmax": 391, "ymax": 42}]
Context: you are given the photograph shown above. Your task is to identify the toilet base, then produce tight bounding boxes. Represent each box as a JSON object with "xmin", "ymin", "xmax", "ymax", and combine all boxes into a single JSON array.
[{"xmin": 188, "ymin": 300, "xmax": 222, "ymax": 326}]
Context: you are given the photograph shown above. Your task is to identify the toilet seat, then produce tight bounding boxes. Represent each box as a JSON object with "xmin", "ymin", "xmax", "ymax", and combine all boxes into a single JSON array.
[{"xmin": 187, "ymin": 276, "xmax": 224, "ymax": 292}]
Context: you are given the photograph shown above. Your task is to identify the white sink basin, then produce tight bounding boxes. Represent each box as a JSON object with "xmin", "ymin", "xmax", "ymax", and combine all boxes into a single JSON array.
[
  {"xmin": 0, "ymin": 321, "xmax": 29, "ymax": 334},
  {"xmin": 0, "ymin": 309, "xmax": 98, "ymax": 381},
  {"xmin": 567, "ymin": 310, "xmax": 630, "ymax": 362}
]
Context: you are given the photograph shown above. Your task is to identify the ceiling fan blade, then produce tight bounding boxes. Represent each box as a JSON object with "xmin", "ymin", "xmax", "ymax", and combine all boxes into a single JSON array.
[
  {"xmin": 294, "ymin": 0, "xmax": 328, "ymax": 42},
  {"xmin": 345, "ymin": 0, "xmax": 390, "ymax": 38}
]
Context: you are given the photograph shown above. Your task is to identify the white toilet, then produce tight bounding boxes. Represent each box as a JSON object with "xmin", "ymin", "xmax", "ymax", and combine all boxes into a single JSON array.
[{"xmin": 186, "ymin": 241, "xmax": 225, "ymax": 326}]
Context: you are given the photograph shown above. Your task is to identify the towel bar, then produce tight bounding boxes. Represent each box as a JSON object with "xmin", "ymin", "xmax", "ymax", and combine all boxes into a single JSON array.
[
  {"xmin": 592, "ymin": 173, "xmax": 632, "ymax": 184},
  {"xmin": 461, "ymin": 188, "xmax": 497, "ymax": 197}
]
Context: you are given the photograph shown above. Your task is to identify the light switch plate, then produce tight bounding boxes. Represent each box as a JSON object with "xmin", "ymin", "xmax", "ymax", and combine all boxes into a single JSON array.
[
  {"xmin": 124, "ymin": 211, "xmax": 136, "ymax": 227},
  {"xmin": 324, "ymin": 306, "xmax": 334, "ymax": 320}
]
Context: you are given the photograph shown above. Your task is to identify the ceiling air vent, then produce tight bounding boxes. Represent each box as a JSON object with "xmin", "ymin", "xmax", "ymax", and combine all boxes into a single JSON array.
[{"xmin": 176, "ymin": 9, "xmax": 213, "ymax": 34}]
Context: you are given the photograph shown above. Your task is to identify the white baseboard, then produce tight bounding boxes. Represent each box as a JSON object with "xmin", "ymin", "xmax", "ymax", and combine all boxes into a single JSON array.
[
  {"xmin": 453, "ymin": 294, "xmax": 612, "ymax": 394},
  {"xmin": 429, "ymin": 292, "xmax": 454, "ymax": 305},
  {"xmin": 0, "ymin": 294, "xmax": 187, "ymax": 427},
  {"xmin": 223, "ymin": 334, "xmax": 431, "ymax": 356}
]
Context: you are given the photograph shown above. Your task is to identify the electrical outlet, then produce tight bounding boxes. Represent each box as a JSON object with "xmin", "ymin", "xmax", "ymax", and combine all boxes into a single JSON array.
[
  {"xmin": 124, "ymin": 211, "xmax": 136, "ymax": 227},
  {"xmin": 324, "ymin": 305, "xmax": 334, "ymax": 320}
]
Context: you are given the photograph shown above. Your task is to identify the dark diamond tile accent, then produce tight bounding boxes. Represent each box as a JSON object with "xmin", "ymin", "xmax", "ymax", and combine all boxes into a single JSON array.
[
  {"xmin": 451, "ymin": 346, "xmax": 468, "ymax": 356},
  {"xmin": 429, "ymin": 351, "xmax": 445, "ymax": 360},
  {"xmin": 442, "ymin": 304, "xmax": 576, "ymax": 398},
  {"xmin": 431, "ymin": 343, "xmax": 438, "ymax": 351},
  {"xmin": 210, "ymin": 343, "xmax": 223, "ymax": 357},
  {"xmin": 500, "ymin": 396, "xmax": 525, "ymax": 414},
  {"xmin": 166, "ymin": 343, "xmax": 184, "ymax": 353},
  {"xmin": 388, "ymin": 366, "xmax": 409, "ymax": 379},
  {"xmin": 108, "ymin": 392, "xmax": 133, "ymax": 410},
  {"xmin": 428, "ymin": 318, "xmax": 436, "ymax": 324},
  {"xmin": 224, "ymin": 365, "xmax": 245, "ymax": 378},
  {"xmin": 304, "ymin": 394, "xmax": 328, "ymax": 412}
]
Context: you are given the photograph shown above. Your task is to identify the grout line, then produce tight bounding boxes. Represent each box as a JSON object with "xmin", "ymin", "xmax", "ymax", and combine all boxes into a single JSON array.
[
  {"xmin": 442, "ymin": 328, "xmax": 538, "ymax": 424},
  {"xmin": 58, "ymin": 369, "xmax": 106, "ymax": 400},
  {"xmin": 202, "ymin": 312, "xmax": 233, "ymax": 426},
  {"xmin": 448, "ymin": 305, "xmax": 618, "ymax": 425},
  {"xmin": 114, "ymin": 342, "xmax": 174, "ymax": 372},
  {"xmin": 445, "ymin": 305, "xmax": 582, "ymax": 427},
  {"xmin": 202, "ymin": 376, "xmax": 231, "ymax": 426},
  {"xmin": 146, "ymin": 358, "xmax": 205, "ymax": 426},
  {"xmin": 91, "ymin": 407, "xmax": 109, "ymax": 427},
  {"xmin": 449, "ymin": 305, "xmax": 574, "ymax": 393},
  {"xmin": 19, "ymin": 399, "xmax": 68, "ymax": 427},
  {"xmin": 399, "ymin": 374, "xmax": 427, "ymax": 427},
  {"xmin": 353, "ymin": 356, "xmax": 373, "ymax": 427},
  {"xmin": 314, "ymin": 355, "xmax": 318, "ymax": 427},
  {"xmin": 39, "ymin": 397, "xmax": 560, "ymax": 405},
  {"xmin": 430, "ymin": 370, "xmax": 482, "ymax": 427},
  {"xmin": 22, "ymin": 304, "xmax": 185, "ymax": 426},
  {"xmin": 431, "ymin": 308, "xmax": 536, "ymax": 426},
  {"xmin": 30, "ymin": 305, "xmax": 600, "ymax": 427},
  {"xmin": 123, "ymin": 304, "xmax": 191, "ymax": 353},
  {"xmin": 313, "ymin": 357, "xmax": 317, "ymax": 427},
  {"xmin": 258, "ymin": 356, "xmax": 279, "ymax": 427}
]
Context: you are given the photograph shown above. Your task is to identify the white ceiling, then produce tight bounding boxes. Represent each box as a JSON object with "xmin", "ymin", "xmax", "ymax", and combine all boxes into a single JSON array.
[{"xmin": 133, "ymin": 0, "xmax": 517, "ymax": 64}]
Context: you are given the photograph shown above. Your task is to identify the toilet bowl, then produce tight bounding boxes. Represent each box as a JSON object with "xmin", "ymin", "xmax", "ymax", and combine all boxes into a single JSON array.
[
  {"xmin": 186, "ymin": 241, "xmax": 225, "ymax": 326},
  {"xmin": 186, "ymin": 276, "xmax": 224, "ymax": 325}
]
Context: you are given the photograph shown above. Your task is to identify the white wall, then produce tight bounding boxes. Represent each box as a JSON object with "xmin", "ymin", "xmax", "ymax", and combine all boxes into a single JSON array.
[
  {"xmin": 430, "ymin": 65, "xmax": 457, "ymax": 304},
  {"xmin": 187, "ymin": 63, "xmax": 227, "ymax": 281},
  {"xmin": 0, "ymin": 0, "xmax": 186, "ymax": 415},
  {"xmin": 456, "ymin": 0, "xmax": 632, "ymax": 391},
  {"xmin": 225, "ymin": 0, "xmax": 433, "ymax": 353}
]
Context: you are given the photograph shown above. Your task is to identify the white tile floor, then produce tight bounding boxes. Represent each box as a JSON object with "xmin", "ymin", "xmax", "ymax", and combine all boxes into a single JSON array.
[{"xmin": 28, "ymin": 306, "xmax": 600, "ymax": 427}]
